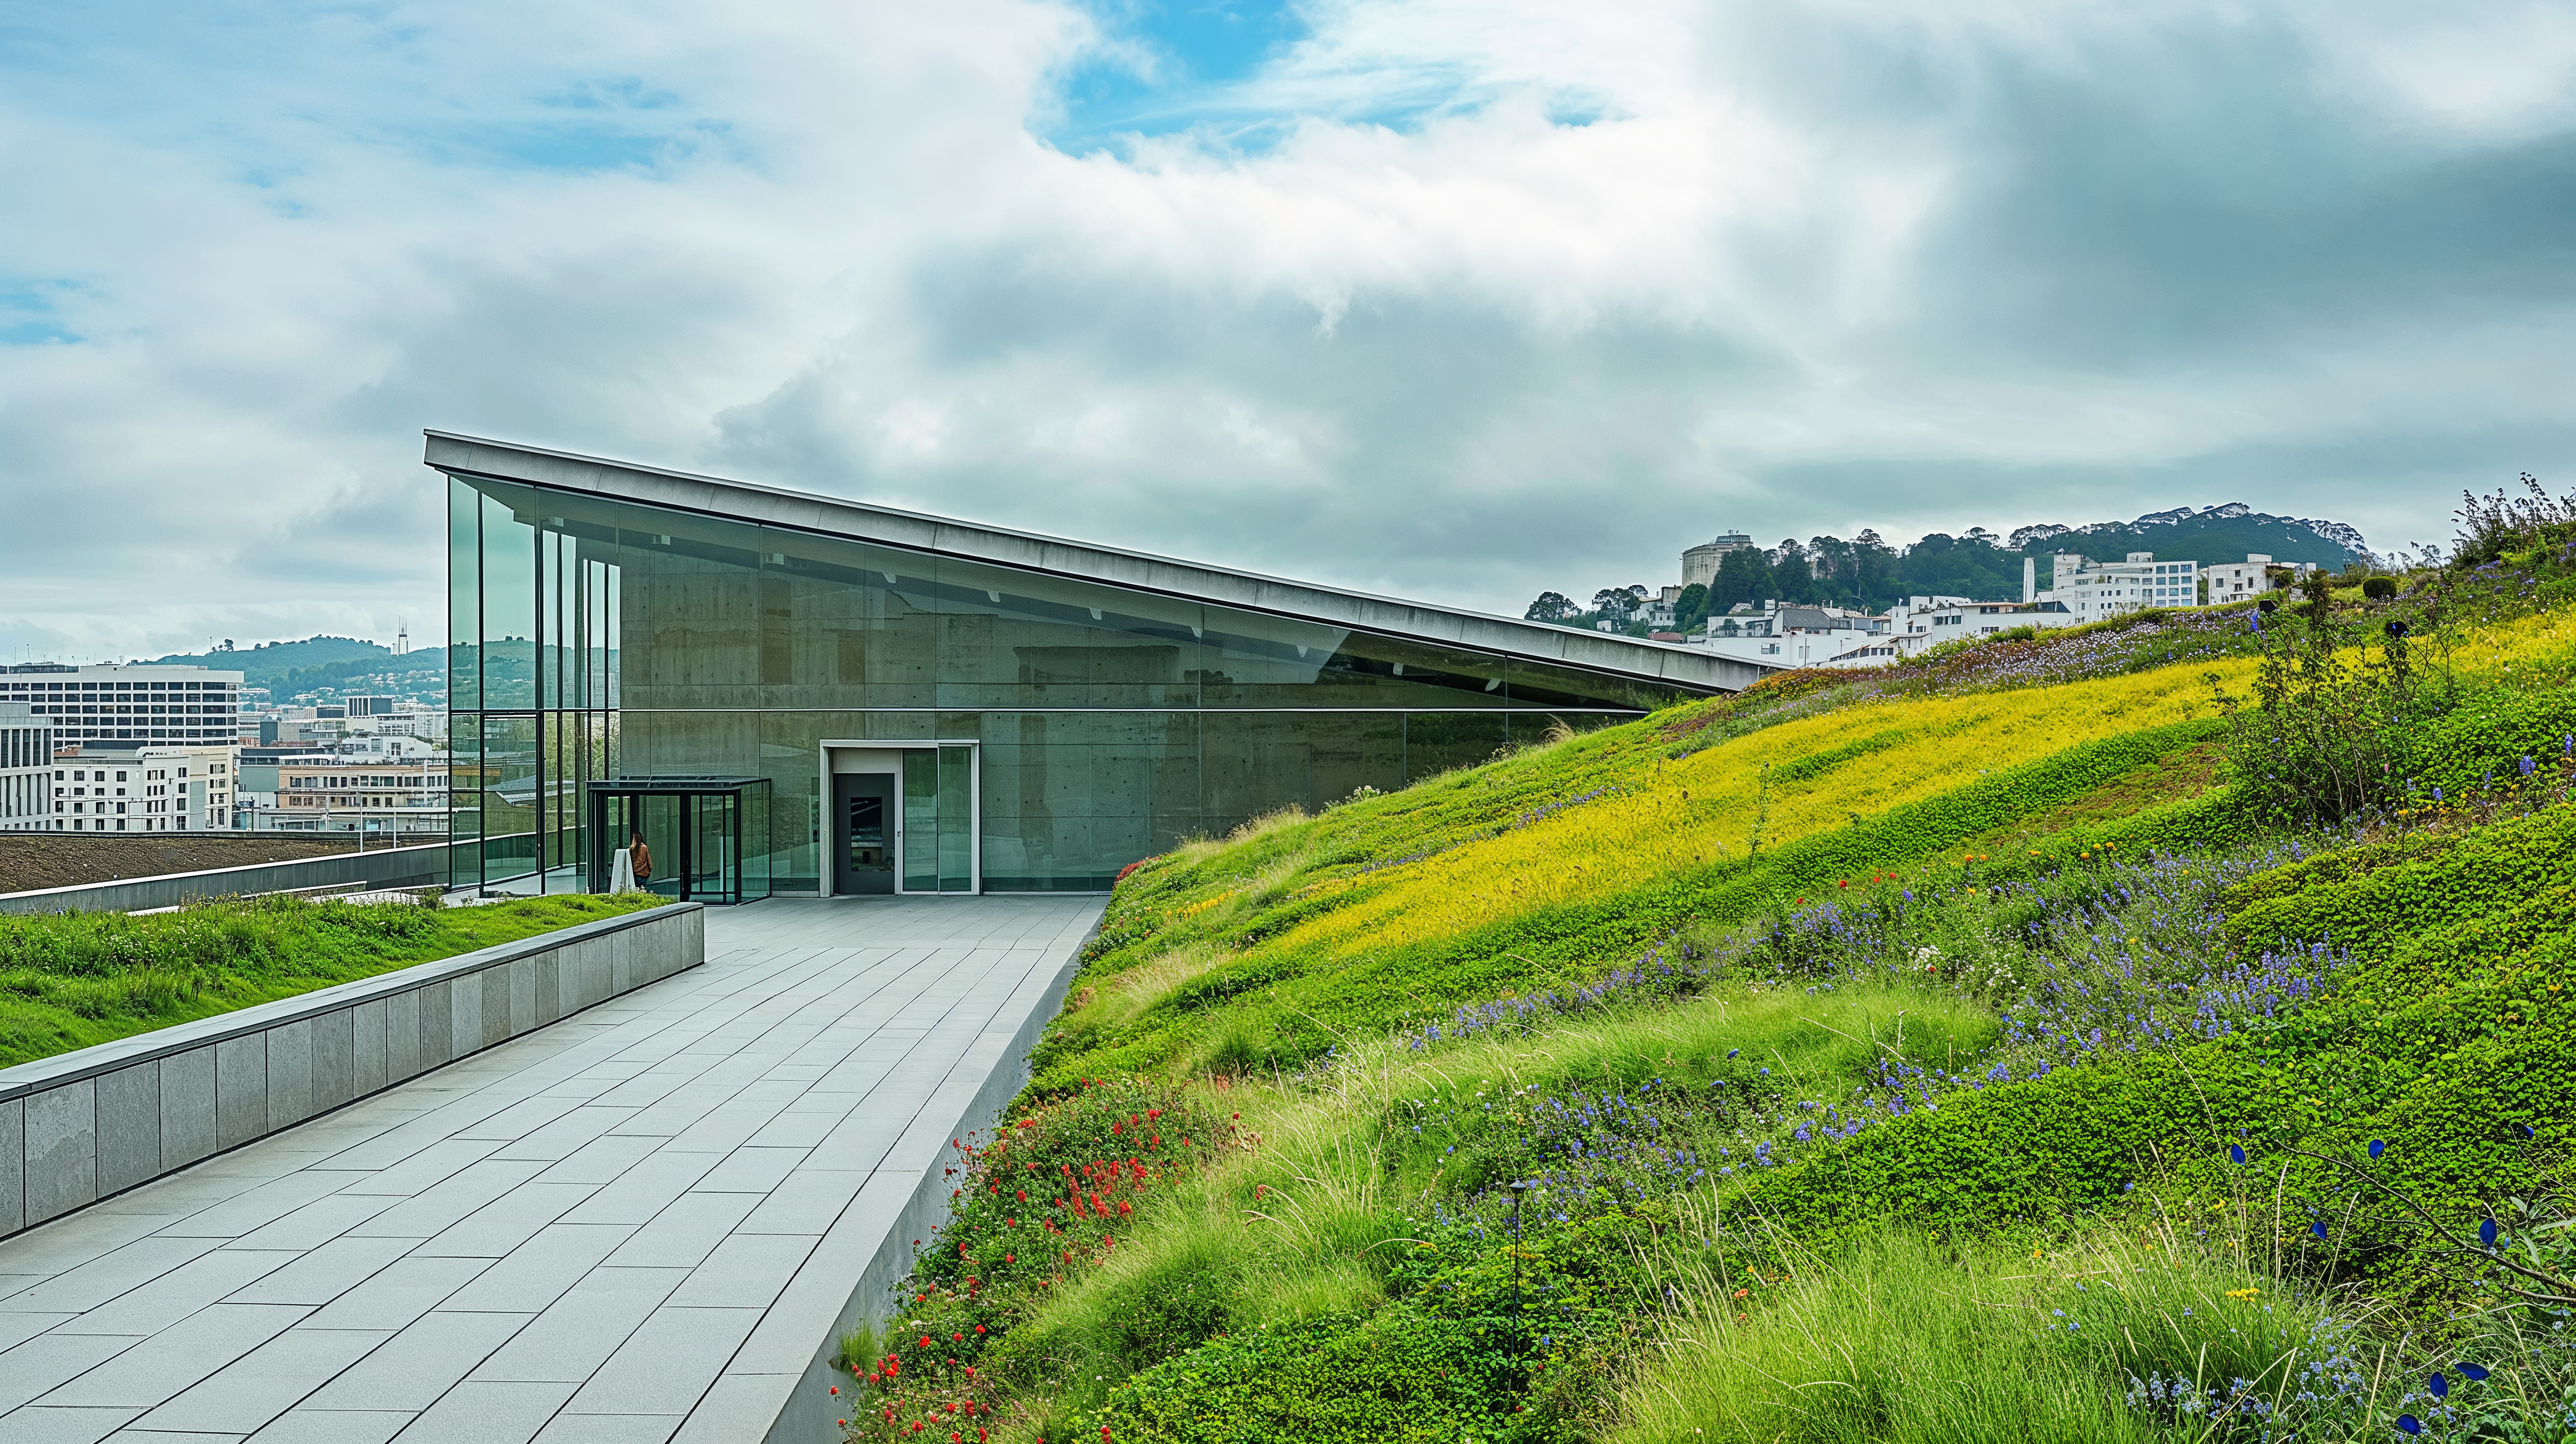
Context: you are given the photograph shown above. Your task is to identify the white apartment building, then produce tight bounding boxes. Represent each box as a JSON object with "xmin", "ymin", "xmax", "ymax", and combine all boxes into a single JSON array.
[
  {"xmin": 0, "ymin": 662, "xmax": 244, "ymax": 749},
  {"xmin": 2201, "ymin": 554, "xmax": 2317, "ymax": 604},
  {"xmin": 1691, "ymin": 602, "xmax": 1891, "ymax": 667},
  {"xmin": 54, "ymin": 755, "xmax": 140, "ymax": 831},
  {"xmin": 2051, "ymin": 552, "xmax": 2201, "ymax": 620},
  {"xmin": 2, "ymin": 702, "xmax": 56, "ymax": 832},
  {"xmin": 135, "ymin": 745, "xmax": 238, "ymax": 830}
]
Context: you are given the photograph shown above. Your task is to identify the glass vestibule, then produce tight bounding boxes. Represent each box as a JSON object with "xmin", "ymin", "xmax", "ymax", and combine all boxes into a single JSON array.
[{"xmin": 588, "ymin": 777, "xmax": 770, "ymax": 903}]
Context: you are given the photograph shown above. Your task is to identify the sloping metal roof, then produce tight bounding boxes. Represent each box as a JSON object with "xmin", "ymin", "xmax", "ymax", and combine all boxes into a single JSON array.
[{"xmin": 424, "ymin": 431, "xmax": 1782, "ymax": 695}]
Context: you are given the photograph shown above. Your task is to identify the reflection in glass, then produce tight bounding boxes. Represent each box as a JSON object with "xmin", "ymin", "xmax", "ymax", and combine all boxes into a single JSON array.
[{"xmin": 441, "ymin": 469, "xmax": 1715, "ymax": 897}]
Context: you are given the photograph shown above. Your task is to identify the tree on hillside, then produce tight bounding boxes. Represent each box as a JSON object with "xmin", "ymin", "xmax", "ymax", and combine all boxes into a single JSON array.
[
  {"xmin": 1710, "ymin": 546, "xmax": 1775, "ymax": 614},
  {"xmin": 1674, "ymin": 583, "xmax": 1709, "ymax": 633},
  {"xmin": 1524, "ymin": 591, "xmax": 1578, "ymax": 622},
  {"xmin": 1897, "ymin": 532, "xmax": 2017, "ymax": 600},
  {"xmin": 1771, "ymin": 540, "xmax": 1818, "ymax": 604},
  {"xmin": 1592, "ymin": 586, "xmax": 1645, "ymax": 618}
]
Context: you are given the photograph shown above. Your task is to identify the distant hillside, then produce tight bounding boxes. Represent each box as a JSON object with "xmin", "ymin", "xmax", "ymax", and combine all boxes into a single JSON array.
[
  {"xmin": 142, "ymin": 635, "xmax": 446, "ymax": 703},
  {"xmin": 2009, "ymin": 503, "xmax": 2370, "ymax": 570}
]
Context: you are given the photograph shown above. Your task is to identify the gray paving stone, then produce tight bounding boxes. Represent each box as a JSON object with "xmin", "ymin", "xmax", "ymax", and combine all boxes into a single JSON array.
[
  {"xmin": 246, "ymin": 1406, "xmax": 414, "ymax": 1444},
  {"xmin": 346, "ymin": 1160, "xmax": 549, "ymax": 1239},
  {"xmin": 37, "ymin": 1302, "xmax": 309, "ymax": 1408},
  {"xmin": 0, "ymin": 1308, "xmax": 77, "ymax": 1351},
  {"xmin": 0, "ymin": 899, "xmax": 1092, "ymax": 1444},
  {"xmin": 329, "ymin": 1137, "xmax": 506, "ymax": 1195},
  {"xmin": 561, "ymin": 1306, "xmax": 759, "ymax": 1417},
  {"xmin": 469, "ymin": 1268, "xmax": 685, "ymax": 1383},
  {"xmin": 452, "ymin": 1094, "xmax": 584, "ymax": 1143},
  {"xmin": 556, "ymin": 1153, "xmax": 722, "ymax": 1227},
  {"xmin": 690, "ymin": 1147, "xmax": 805, "ymax": 1194},
  {"xmin": 532, "ymin": 1134, "xmax": 660, "ymax": 1187},
  {"xmin": 734, "ymin": 1170, "xmax": 867, "ymax": 1235},
  {"xmin": 664, "ymin": 1234, "xmax": 816, "ymax": 1309},
  {"xmin": 58, "ymin": 1245, "xmax": 297, "ymax": 1336},
  {"xmin": 437, "ymin": 1225, "xmax": 632, "ymax": 1314},
  {"xmin": 130, "ymin": 1325, "xmax": 392, "ymax": 1434},
  {"xmin": 490, "ymin": 1108, "xmax": 639, "ymax": 1164},
  {"xmin": 224, "ymin": 1236, "xmax": 418, "ymax": 1306},
  {"xmin": 0, "ymin": 1405, "xmax": 145, "ymax": 1444},
  {"xmin": 0, "ymin": 1332, "xmax": 141, "ymax": 1411},
  {"xmin": 391, "ymin": 1379, "xmax": 575, "ymax": 1444},
  {"xmin": 529, "ymin": 1411, "xmax": 676, "ymax": 1444},
  {"xmin": 0, "ymin": 1235, "xmax": 225, "ymax": 1314},
  {"xmin": 299, "ymin": 1309, "xmax": 531, "ymax": 1411},
  {"xmin": 601, "ymin": 1193, "xmax": 759, "ymax": 1269},
  {"xmin": 227, "ymin": 1191, "xmax": 404, "ymax": 1251},
  {"xmin": 413, "ymin": 1182, "xmax": 595, "ymax": 1259},
  {"xmin": 302, "ymin": 1255, "xmax": 491, "ymax": 1330},
  {"xmin": 154, "ymin": 1170, "xmax": 353, "ymax": 1240}
]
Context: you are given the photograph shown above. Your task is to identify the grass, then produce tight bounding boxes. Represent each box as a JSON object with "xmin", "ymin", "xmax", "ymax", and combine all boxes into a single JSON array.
[
  {"xmin": 0, "ymin": 892, "xmax": 669, "ymax": 1068},
  {"xmin": 829, "ymin": 552, "xmax": 2576, "ymax": 1444}
]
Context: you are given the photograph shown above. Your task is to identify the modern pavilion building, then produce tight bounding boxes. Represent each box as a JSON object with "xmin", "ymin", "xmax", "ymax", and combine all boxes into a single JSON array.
[{"xmin": 430, "ymin": 433, "xmax": 1776, "ymax": 902}]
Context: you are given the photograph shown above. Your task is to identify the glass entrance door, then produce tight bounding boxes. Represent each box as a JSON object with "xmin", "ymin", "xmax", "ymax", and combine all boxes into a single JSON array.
[
  {"xmin": 899, "ymin": 745, "xmax": 975, "ymax": 893},
  {"xmin": 833, "ymin": 773, "xmax": 896, "ymax": 895}
]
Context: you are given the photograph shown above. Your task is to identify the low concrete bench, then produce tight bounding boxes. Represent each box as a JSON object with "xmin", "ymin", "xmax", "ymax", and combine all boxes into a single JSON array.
[{"xmin": 0, "ymin": 900, "xmax": 705, "ymax": 1238}]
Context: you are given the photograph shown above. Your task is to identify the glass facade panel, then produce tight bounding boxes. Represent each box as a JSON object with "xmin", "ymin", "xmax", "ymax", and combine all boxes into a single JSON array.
[
  {"xmin": 441, "ymin": 469, "xmax": 1714, "ymax": 896},
  {"xmin": 901, "ymin": 751, "xmax": 939, "ymax": 893}
]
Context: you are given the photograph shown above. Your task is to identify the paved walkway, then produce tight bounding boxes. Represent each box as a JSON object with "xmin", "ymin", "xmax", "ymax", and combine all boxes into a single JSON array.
[{"xmin": 0, "ymin": 896, "xmax": 1102, "ymax": 1444}]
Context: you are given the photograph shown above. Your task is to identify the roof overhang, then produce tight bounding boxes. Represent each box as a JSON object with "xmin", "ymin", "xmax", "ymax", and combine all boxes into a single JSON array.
[{"xmin": 424, "ymin": 431, "xmax": 1784, "ymax": 698}]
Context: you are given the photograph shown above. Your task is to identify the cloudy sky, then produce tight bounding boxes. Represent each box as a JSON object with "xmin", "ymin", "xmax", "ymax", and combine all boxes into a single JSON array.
[{"xmin": 4, "ymin": 0, "xmax": 2572, "ymax": 661}]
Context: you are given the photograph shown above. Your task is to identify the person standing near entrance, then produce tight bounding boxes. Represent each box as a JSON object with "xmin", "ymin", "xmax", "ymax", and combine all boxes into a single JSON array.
[{"xmin": 630, "ymin": 830, "xmax": 652, "ymax": 885}]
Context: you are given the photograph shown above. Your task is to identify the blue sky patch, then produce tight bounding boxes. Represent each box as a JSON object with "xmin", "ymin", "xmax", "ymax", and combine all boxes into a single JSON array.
[
  {"xmin": 1045, "ymin": 0, "xmax": 1313, "ymax": 151},
  {"xmin": 0, "ymin": 280, "xmax": 85, "ymax": 346}
]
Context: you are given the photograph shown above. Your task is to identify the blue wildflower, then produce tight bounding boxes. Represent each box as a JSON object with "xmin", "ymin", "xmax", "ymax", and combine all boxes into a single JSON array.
[
  {"xmin": 2480, "ymin": 1217, "xmax": 2499, "ymax": 1248},
  {"xmin": 2368, "ymin": 1139, "xmax": 2385, "ymax": 1160},
  {"xmin": 2428, "ymin": 1374, "xmax": 2448, "ymax": 1399},
  {"xmin": 2458, "ymin": 1362, "xmax": 2489, "ymax": 1381},
  {"xmin": 2396, "ymin": 1414, "xmax": 2422, "ymax": 1435},
  {"xmin": 2229, "ymin": 1143, "xmax": 2246, "ymax": 1165}
]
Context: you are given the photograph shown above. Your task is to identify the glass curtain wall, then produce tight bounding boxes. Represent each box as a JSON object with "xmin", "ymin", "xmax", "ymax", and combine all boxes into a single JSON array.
[
  {"xmin": 448, "ymin": 476, "xmax": 621, "ymax": 892},
  {"xmin": 445, "ymin": 470, "xmax": 1706, "ymax": 894}
]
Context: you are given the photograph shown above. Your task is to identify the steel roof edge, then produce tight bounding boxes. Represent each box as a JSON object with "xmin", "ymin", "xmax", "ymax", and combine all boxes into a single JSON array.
[{"xmin": 423, "ymin": 431, "xmax": 1781, "ymax": 695}]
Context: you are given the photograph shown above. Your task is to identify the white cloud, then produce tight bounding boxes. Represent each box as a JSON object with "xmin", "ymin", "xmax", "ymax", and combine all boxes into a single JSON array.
[{"xmin": 0, "ymin": 0, "xmax": 2568, "ymax": 661}]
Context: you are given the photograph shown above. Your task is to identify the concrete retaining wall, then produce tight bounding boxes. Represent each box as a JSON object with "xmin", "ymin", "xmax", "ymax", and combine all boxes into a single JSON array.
[
  {"xmin": 0, "ymin": 900, "xmax": 705, "ymax": 1238},
  {"xmin": 760, "ymin": 926, "xmax": 1091, "ymax": 1444},
  {"xmin": 0, "ymin": 842, "xmax": 451, "ymax": 916}
]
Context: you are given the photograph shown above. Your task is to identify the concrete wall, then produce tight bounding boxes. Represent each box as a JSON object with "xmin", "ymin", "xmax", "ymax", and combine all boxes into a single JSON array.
[
  {"xmin": 0, "ymin": 901, "xmax": 705, "ymax": 1238},
  {"xmin": 0, "ymin": 841, "xmax": 451, "ymax": 916}
]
